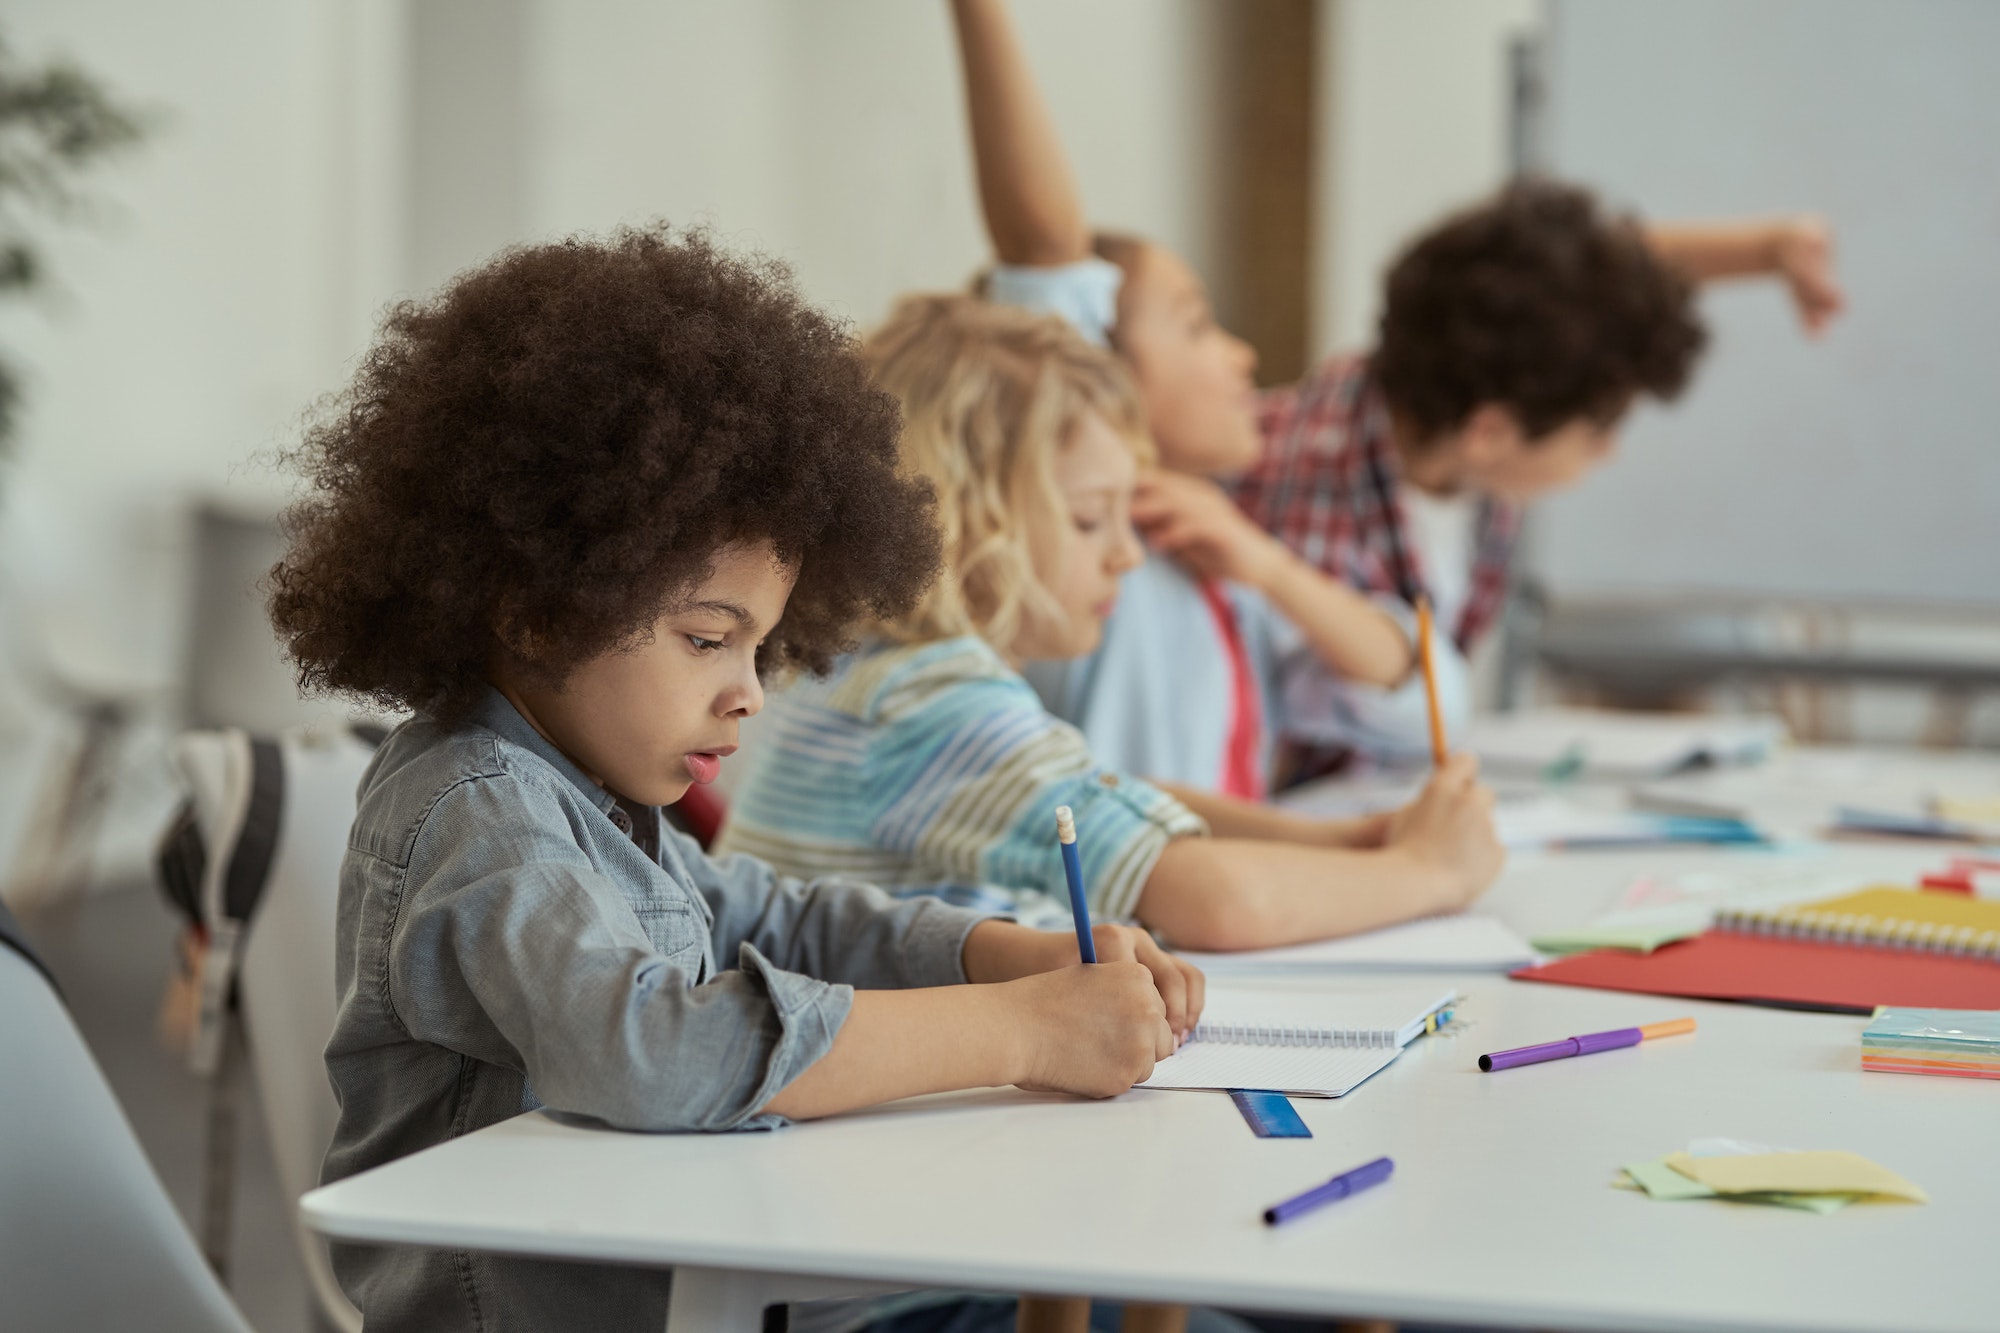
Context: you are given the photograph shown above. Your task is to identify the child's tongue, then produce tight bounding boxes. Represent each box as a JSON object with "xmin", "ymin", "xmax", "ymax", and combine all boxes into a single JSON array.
[{"xmin": 685, "ymin": 752, "xmax": 721, "ymax": 785}]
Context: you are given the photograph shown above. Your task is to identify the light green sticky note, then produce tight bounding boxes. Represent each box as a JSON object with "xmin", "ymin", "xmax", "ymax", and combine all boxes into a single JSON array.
[
  {"xmin": 1620, "ymin": 1161, "xmax": 1859, "ymax": 1213},
  {"xmin": 1534, "ymin": 922, "xmax": 1702, "ymax": 955},
  {"xmin": 1622, "ymin": 1159, "xmax": 1716, "ymax": 1200},
  {"xmin": 1732, "ymin": 1192, "xmax": 1858, "ymax": 1215}
]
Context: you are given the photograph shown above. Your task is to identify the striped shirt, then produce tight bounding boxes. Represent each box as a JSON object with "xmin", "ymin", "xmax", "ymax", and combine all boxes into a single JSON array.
[{"xmin": 717, "ymin": 636, "xmax": 1207, "ymax": 930}]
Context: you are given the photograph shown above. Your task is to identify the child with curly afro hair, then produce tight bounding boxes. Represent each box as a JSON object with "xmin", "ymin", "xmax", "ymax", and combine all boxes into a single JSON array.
[{"xmin": 275, "ymin": 227, "xmax": 1203, "ymax": 1333}]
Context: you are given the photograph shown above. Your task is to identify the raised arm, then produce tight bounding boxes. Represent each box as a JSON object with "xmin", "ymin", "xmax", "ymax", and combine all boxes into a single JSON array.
[
  {"xmin": 1643, "ymin": 215, "xmax": 1844, "ymax": 336},
  {"xmin": 949, "ymin": 0, "xmax": 1091, "ymax": 264}
]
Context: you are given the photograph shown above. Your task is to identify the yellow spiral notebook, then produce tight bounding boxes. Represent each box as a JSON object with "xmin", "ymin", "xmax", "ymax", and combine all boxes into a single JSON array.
[{"xmin": 1713, "ymin": 887, "xmax": 2000, "ymax": 959}]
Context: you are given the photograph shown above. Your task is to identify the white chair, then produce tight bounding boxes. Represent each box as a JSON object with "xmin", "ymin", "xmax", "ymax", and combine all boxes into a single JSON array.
[
  {"xmin": 0, "ymin": 914, "xmax": 256, "ymax": 1333},
  {"xmin": 169, "ymin": 725, "xmax": 380, "ymax": 1333}
]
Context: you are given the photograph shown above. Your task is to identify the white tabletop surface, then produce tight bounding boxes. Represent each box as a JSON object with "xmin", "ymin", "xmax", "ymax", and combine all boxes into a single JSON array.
[{"xmin": 302, "ymin": 748, "xmax": 2000, "ymax": 1332}]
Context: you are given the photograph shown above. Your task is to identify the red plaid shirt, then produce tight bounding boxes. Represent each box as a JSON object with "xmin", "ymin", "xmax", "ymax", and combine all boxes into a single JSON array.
[{"xmin": 1231, "ymin": 354, "xmax": 1521, "ymax": 655}]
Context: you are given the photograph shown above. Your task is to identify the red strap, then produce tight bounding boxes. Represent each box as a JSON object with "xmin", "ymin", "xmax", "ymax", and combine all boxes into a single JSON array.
[
  {"xmin": 1195, "ymin": 579, "xmax": 1267, "ymax": 801},
  {"xmin": 672, "ymin": 784, "xmax": 728, "ymax": 849}
]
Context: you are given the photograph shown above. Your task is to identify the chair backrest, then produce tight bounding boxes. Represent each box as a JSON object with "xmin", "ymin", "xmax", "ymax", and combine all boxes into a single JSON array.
[
  {"xmin": 233, "ymin": 731, "xmax": 376, "ymax": 1333},
  {"xmin": 171, "ymin": 726, "xmax": 376, "ymax": 1333},
  {"xmin": 0, "ymin": 934, "xmax": 255, "ymax": 1333}
]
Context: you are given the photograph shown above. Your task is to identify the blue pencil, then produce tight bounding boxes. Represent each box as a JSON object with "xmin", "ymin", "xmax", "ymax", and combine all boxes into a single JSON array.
[{"xmin": 1054, "ymin": 805, "xmax": 1097, "ymax": 963}]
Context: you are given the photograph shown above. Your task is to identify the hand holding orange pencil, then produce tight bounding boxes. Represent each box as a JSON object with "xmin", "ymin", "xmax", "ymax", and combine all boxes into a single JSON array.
[{"xmin": 1385, "ymin": 755, "xmax": 1505, "ymax": 911}]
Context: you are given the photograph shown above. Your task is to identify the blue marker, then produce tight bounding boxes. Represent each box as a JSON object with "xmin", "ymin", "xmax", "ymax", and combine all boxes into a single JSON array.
[
  {"xmin": 1262, "ymin": 1156, "xmax": 1395, "ymax": 1225},
  {"xmin": 1054, "ymin": 805, "xmax": 1097, "ymax": 963}
]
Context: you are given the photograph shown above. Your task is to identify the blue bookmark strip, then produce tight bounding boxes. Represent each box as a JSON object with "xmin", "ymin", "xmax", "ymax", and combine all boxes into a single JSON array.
[{"xmin": 1228, "ymin": 1089, "xmax": 1311, "ymax": 1139}]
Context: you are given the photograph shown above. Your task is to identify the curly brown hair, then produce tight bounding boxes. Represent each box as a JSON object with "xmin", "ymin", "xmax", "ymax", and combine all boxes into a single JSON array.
[
  {"xmin": 269, "ymin": 226, "xmax": 941, "ymax": 721},
  {"xmin": 1374, "ymin": 179, "xmax": 1708, "ymax": 443}
]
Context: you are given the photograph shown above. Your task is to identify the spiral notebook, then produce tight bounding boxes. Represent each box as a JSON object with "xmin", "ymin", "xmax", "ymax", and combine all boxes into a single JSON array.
[
  {"xmin": 1714, "ymin": 887, "xmax": 2000, "ymax": 956},
  {"xmin": 1138, "ymin": 985, "xmax": 1455, "ymax": 1097},
  {"xmin": 1514, "ymin": 888, "xmax": 2000, "ymax": 1014}
]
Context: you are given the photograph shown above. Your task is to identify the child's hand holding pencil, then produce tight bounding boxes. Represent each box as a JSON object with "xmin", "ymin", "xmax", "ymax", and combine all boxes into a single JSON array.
[
  {"xmin": 1384, "ymin": 595, "xmax": 1506, "ymax": 909},
  {"xmin": 1383, "ymin": 753, "xmax": 1505, "ymax": 911},
  {"xmin": 961, "ymin": 919, "xmax": 1205, "ymax": 1043}
]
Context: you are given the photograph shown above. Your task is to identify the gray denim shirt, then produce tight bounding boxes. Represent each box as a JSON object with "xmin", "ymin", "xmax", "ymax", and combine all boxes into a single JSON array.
[{"xmin": 321, "ymin": 688, "xmax": 991, "ymax": 1333}]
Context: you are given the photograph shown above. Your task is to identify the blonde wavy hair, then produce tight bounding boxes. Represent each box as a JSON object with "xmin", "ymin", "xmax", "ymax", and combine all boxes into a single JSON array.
[{"xmin": 865, "ymin": 294, "xmax": 1152, "ymax": 650}]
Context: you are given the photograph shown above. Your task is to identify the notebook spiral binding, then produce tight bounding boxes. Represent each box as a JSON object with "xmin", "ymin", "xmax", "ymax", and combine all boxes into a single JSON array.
[
  {"xmin": 1190, "ymin": 1023, "xmax": 1396, "ymax": 1048},
  {"xmin": 1713, "ymin": 906, "xmax": 2000, "ymax": 962}
]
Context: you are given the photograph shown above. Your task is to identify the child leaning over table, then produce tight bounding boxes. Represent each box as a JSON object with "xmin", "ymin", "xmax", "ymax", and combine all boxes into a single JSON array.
[
  {"xmin": 719, "ymin": 295, "xmax": 1500, "ymax": 960},
  {"xmin": 270, "ymin": 228, "xmax": 1202, "ymax": 1333},
  {"xmin": 948, "ymin": 0, "xmax": 1842, "ymax": 788}
]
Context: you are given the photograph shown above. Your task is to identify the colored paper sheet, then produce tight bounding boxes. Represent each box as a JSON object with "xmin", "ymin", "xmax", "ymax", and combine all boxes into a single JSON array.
[
  {"xmin": 1736, "ymin": 1193, "xmax": 1855, "ymax": 1215},
  {"xmin": 1664, "ymin": 1151, "xmax": 1927, "ymax": 1203},
  {"xmin": 1754, "ymin": 887, "xmax": 2000, "ymax": 934},
  {"xmin": 1861, "ymin": 1008, "xmax": 2000, "ymax": 1079},
  {"xmin": 1933, "ymin": 793, "xmax": 2000, "ymax": 825},
  {"xmin": 1512, "ymin": 930, "xmax": 2000, "ymax": 1013},
  {"xmin": 1623, "ymin": 1159, "xmax": 1716, "ymax": 1200},
  {"xmin": 1862, "ymin": 1056, "xmax": 2000, "ymax": 1080},
  {"xmin": 1862, "ymin": 1007, "xmax": 2000, "ymax": 1047},
  {"xmin": 1618, "ymin": 1160, "xmax": 1854, "ymax": 1213},
  {"xmin": 1531, "ymin": 920, "xmax": 1704, "ymax": 956}
]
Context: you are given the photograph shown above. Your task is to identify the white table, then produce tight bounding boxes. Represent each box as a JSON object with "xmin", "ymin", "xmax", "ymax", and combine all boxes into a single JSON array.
[{"xmin": 302, "ymin": 751, "xmax": 2000, "ymax": 1333}]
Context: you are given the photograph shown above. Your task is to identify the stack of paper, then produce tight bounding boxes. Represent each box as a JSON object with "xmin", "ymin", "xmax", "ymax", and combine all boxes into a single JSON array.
[
  {"xmin": 1617, "ymin": 1139, "xmax": 1927, "ymax": 1212},
  {"xmin": 1861, "ymin": 1007, "xmax": 2000, "ymax": 1080},
  {"xmin": 1931, "ymin": 792, "xmax": 2000, "ymax": 829},
  {"xmin": 1498, "ymin": 794, "xmax": 1764, "ymax": 851},
  {"xmin": 1468, "ymin": 708, "xmax": 1786, "ymax": 780},
  {"xmin": 1830, "ymin": 807, "xmax": 1999, "ymax": 842}
]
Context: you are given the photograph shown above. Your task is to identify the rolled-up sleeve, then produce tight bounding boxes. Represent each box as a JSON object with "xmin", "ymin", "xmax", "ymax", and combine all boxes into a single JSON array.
[
  {"xmin": 987, "ymin": 258, "xmax": 1123, "ymax": 347},
  {"xmin": 682, "ymin": 835, "xmax": 993, "ymax": 992},
  {"xmin": 1277, "ymin": 594, "xmax": 1473, "ymax": 762},
  {"xmin": 387, "ymin": 775, "xmax": 851, "ymax": 1133},
  {"xmin": 871, "ymin": 679, "xmax": 1207, "ymax": 925}
]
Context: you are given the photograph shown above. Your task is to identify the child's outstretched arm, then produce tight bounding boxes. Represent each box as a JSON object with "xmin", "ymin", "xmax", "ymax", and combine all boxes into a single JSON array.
[
  {"xmin": 1643, "ymin": 215, "xmax": 1844, "ymax": 336},
  {"xmin": 1137, "ymin": 755, "xmax": 1504, "ymax": 951},
  {"xmin": 950, "ymin": 0, "xmax": 1090, "ymax": 265}
]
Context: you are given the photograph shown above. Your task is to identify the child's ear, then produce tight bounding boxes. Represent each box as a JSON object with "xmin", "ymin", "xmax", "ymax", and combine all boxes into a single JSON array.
[
  {"xmin": 1459, "ymin": 403, "xmax": 1527, "ymax": 466},
  {"xmin": 490, "ymin": 604, "xmax": 549, "ymax": 666}
]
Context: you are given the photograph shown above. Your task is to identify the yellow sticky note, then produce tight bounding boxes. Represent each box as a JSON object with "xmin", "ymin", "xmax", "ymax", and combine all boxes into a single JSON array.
[
  {"xmin": 1934, "ymin": 794, "xmax": 2000, "ymax": 824},
  {"xmin": 1664, "ymin": 1151, "xmax": 1927, "ymax": 1203}
]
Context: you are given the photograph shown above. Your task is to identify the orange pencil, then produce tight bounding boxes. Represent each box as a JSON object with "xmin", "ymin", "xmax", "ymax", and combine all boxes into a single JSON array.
[{"xmin": 1415, "ymin": 596, "xmax": 1447, "ymax": 766}]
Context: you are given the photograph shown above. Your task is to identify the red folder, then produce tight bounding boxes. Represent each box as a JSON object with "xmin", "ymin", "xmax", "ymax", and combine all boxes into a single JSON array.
[{"xmin": 1511, "ymin": 930, "xmax": 2000, "ymax": 1014}]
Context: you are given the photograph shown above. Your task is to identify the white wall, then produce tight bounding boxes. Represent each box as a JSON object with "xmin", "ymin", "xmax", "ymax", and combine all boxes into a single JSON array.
[
  {"xmin": 1536, "ymin": 0, "xmax": 2000, "ymax": 609},
  {"xmin": 0, "ymin": 0, "xmax": 1223, "ymax": 697},
  {"xmin": 0, "ymin": 0, "xmax": 405, "ymax": 702},
  {"xmin": 0, "ymin": 0, "xmax": 1225, "ymax": 706},
  {"xmin": 514, "ymin": 0, "xmax": 1220, "ymax": 333},
  {"xmin": 0, "ymin": 0, "xmax": 1226, "ymax": 883},
  {"xmin": 1311, "ymin": 0, "xmax": 1543, "ymax": 357}
]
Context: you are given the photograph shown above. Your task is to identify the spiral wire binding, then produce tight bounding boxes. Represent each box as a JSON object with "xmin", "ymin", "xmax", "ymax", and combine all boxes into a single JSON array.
[{"xmin": 1714, "ymin": 905, "xmax": 2000, "ymax": 961}]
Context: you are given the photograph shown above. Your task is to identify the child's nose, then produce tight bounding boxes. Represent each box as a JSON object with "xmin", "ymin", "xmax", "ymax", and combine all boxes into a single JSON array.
[
  {"xmin": 1108, "ymin": 520, "xmax": 1145, "ymax": 575},
  {"xmin": 725, "ymin": 667, "xmax": 765, "ymax": 718},
  {"xmin": 1229, "ymin": 330, "xmax": 1258, "ymax": 379}
]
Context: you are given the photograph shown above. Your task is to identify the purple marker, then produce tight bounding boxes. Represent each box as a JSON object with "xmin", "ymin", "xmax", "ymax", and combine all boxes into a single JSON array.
[
  {"xmin": 1262, "ymin": 1156, "xmax": 1394, "ymax": 1225},
  {"xmin": 1479, "ymin": 1017, "xmax": 1696, "ymax": 1072}
]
